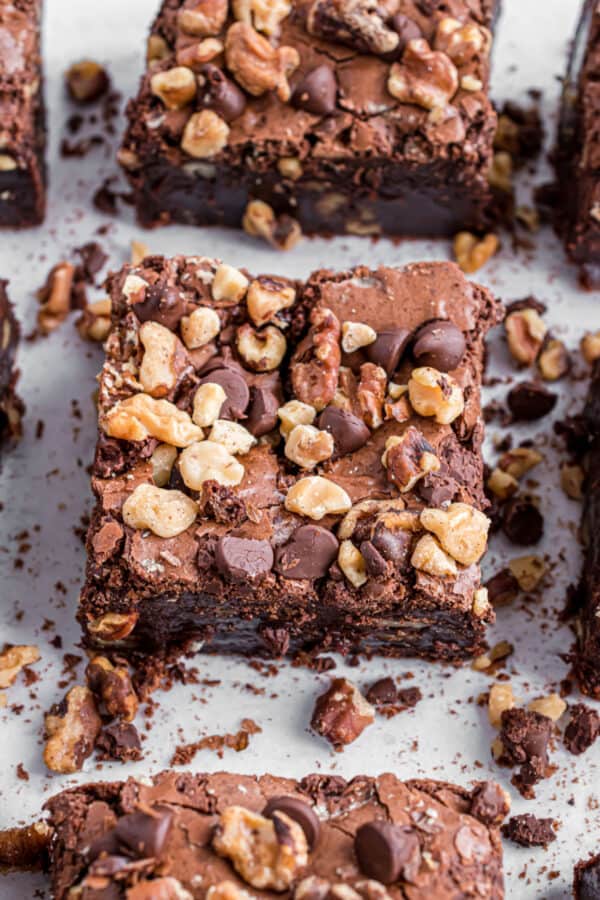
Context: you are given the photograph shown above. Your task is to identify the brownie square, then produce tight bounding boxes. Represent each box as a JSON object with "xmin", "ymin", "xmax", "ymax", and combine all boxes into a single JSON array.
[
  {"xmin": 119, "ymin": 1, "xmax": 499, "ymax": 242},
  {"xmin": 0, "ymin": 0, "xmax": 46, "ymax": 228},
  {"xmin": 0, "ymin": 280, "xmax": 23, "ymax": 445},
  {"xmin": 555, "ymin": 0, "xmax": 600, "ymax": 287},
  {"xmin": 41, "ymin": 770, "xmax": 505, "ymax": 898},
  {"xmin": 79, "ymin": 256, "xmax": 501, "ymax": 663}
]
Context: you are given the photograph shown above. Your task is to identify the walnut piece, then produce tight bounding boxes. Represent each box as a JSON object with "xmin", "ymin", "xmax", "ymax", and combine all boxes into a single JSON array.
[
  {"xmin": 247, "ymin": 277, "xmax": 296, "ymax": 327},
  {"xmin": 242, "ymin": 200, "xmax": 302, "ymax": 251},
  {"xmin": 139, "ymin": 321, "xmax": 188, "ymax": 398},
  {"xmin": 307, "ymin": 0, "xmax": 400, "ymax": 56},
  {"xmin": 388, "ymin": 39, "xmax": 459, "ymax": 110},
  {"xmin": 411, "ymin": 533, "xmax": 457, "ymax": 578},
  {"xmin": 538, "ymin": 339, "xmax": 570, "ymax": 381},
  {"xmin": 291, "ymin": 307, "xmax": 341, "ymax": 411},
  {"xmin": 341, "ymin": 321, "xmax": 377, "ymax": 354},
  {"xmin": 285, "ymin": 424, "xmax": 334, "ymax": 468},
  {"xmin": 505, "ymin": 308, "xmax": 546, "ymax": 366},
  {"xmin": 151, "ymin": 442, "xmax": 179, "ymax": 487},
  {"xmin": 486, "ymin": 467, "xmax": 518, "ymax": 500},
  {"xmin": 151, "ymin": 66, "xmax": 197, "ymax": 110},
  {"xmin": 233, "ymin": 0, "xmax": 292, "ymax": 36},
  {"xmin": 123, "ymin": 483, "xmax": 198, "ymax": 538},
  {"xmin": 207, "ymin": 883, "xmax": 254, "ymax": 900},
  {"xmin": 357, "ymin": 362, "xmax": 386, "ymax": 429},
  {"xmin": 212, "ymin": 263, "xmax": 249, "ymax": 303},
  {"xmin": 43, "ymin": 685, "xmax": 102, "ymax": 774},
  {"xmin": 77, "ymin": 297, "xmax": 112, "ymax": 343},
  {"xmin": 87, "ymin": 612, "xmax": 139, "ymax": 643},
  {"xmin": 560, "ymin": 463, "xmax": 584, "ymax": 500},
  {"xmin": 193, "ymin": 382, "xmax": 227, "ymax": 427},
  {"xmin": 338, "ymin": 540, "xmax": 367, "ymax": 587},
  {"xmin": 225, "ymin": 22, "xmax": 299, "ymax": 102},
  {"xmin": 179, "ymin": 440, "xmax": 245, "ymax": 489},
  {"xmin": 103, "ymin": 393, "xmax": 203, "ymax": 446},
  {"xmin": 181, "ymin": 306, "xmax": 221, "ymax": 349},
  {"xmin": 434, "ymin": 17, "xmax": 491, "ymax": 65},
  {"xmin": 453, "ymin": 232, "xmax": 499, "ymax": 273},
  {"xmin": 213, "ymin": 806, "xmax": 308, "ymax": 890},
  {"xmin": 37, "ymin": 261, "xmax": 76, "ymax": 334},
  {"xmin": 528, "ymin": 694, "xmax": 566, "ymax": 722},
  {"xmin": 278, "ymin": 400, "xmax": 317, "ymax": 438},
  {"xmin": 209, "ymin": 420, "xmax": 257, "ymax": 455},
  {"xmin": 508, "ymin": 554, "xmax": 546, "ymax": 591},
  {"xmin": 182, "ymin": 110, "xmax": 230, "ymax": 158},
  {"xmin": 236, "ymin": 322, "xmax": 287, "ymax": 371},
  {"xmin": 408, "ymin": 366, "xmax": 464, "ymax": 425},
  {"xmin": 0, "ymin": 645, "xmax": 40, "ymax": 689},
  {"xmin": 311, "ymin": 677, "xmax": 374, "ymax": 749},
  {"xmin": 488, "ymin": 682, "xmax": 515, "ymax": 728},
  {"xmin": 86, "ymin": 655, "xmax": 138, "ymax": 722},
  {"xmin": 285, "ymin": 475, "xmax": 352, "ymax": 520},
  {"xmin": 420, "ymin": 502, "xmax": 489, "ymax": 566},
  {"xmin": 383, "ymin": 426, "xmax": 440, "ymax": 492},
  {"xmin": 581, "ymin": 330, "xmax": 600, "ymax": 364},
  {"xmin": 178, "ymin": 0, "xmax": 229, "ymax": 36},
  {"xmin": 498, "ymin": 446, "xmax": 543, "ymax": 479}
]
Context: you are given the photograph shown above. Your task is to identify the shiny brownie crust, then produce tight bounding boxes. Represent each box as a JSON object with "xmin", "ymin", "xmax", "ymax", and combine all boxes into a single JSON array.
[
  {"xmin": 44, "ymin": 770, "xmax": 505, "ymax": 899},
  {"xmin": 79, "ymin": 257, "xmax": 501, "ymax": 662},
  {"xmin": 0, "ymin": 0, "xmax": 46, "ymax": 228},
  {"xmin": 120, "ymin": 0, "xmax": 499, "ymax": 239}
]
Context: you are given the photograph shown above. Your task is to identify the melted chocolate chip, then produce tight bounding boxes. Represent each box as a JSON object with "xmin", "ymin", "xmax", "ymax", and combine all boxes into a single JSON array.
[
  {"xmin": 371, "ymin": 523, "xmax": 412, "ymax": 567},
  {"xmin": 113, "ymin": 806, "xmax": 173, "ymax": 859},
  {"xmin": 275, "ymin": 525, "xmax": 338, "ymax": 580},
  {"xmin": 502, "ymin": 497, "xmax": 544, "ymax": 545},
  {"xmin": 292, "ymin": 65, "xmax": 337, "ymax": 115},
  {"xmin": 215, "ymin": 536, "xmax": 274, "ymax": 581},
  {"xmin": 354, "ymin": 821, "xmax": 420, "ymax": 884},
  {"xmin": 412, "ymin": 320, "xmax": 466, "ymax": 371},
  {"xmin": 507, "ymin": 381, "xmax": 557, "ymax": 421},
  {"xmin": 360, "ymin": 540, "xmax": 389, "ymax": 577},
  {"xmin": 132, "ymin": 285, "xmax": 185, "ymax": 330},
  {"xmin": 317, "ymin": 406, "xmax": 370, "ymax": 455},
  {"xmin": 199, "ymin": 64, "xmax": 247, "ymax": 122},
  {"xmin": 246, "ymin": 386, "xmax": 280, "ymax": 437},
  {"xmin": 366, "ymin": 328, "xmax": 411, "ymax": 375},
  {"xmin": 263, "ymin": 796, "xmax": 321, "ymax": 849},
  {"xmin": 199, "ymin": 367, "xmax": 250, "ymax": 420},
  {"xmin": 390, "ymin": 14, "xmax": 422, "ymax": 56}
]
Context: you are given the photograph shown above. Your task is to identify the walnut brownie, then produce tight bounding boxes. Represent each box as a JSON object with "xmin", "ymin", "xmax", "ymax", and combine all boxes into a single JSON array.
[
  {"xmin": 79, "ymin": 257, "xmax": 501, "ymax": 663},
  {"xmin": 119, "ymin": 0, "xmax": 499, "ymax": 243},
  {"xmin": 0, "ymin": 280, "xmax": 23, "ymax": 445},
  {"xmin": 0, "ymin": 0, "xmax": 46, "ymax": 227},
  {"xmin": 2, "ymin": 770, "xmax": 507, "ymax": 897}
]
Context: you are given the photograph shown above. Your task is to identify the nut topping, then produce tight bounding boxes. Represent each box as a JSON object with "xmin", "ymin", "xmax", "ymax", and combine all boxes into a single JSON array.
[
  {"xmin": 411, "ymin": 533, "xmax": 458, "ymax": 578},
  {"xmin": 213, "ymin": 806, "xmax": 308, "ymax": 891},
  {"xmin": 193, "ymin": 382, "xmax": 227, "ymax": 427},
  {"xmin": 388, "ymin": 39, "xmax": 459, "ymax": 110},
  {"xmin": 341, "ymin": 321, "xmax": 377, "ymax": 354},
  {"xmin": 212, "ymin": 263, "xmax": 250, "ymax": 303},
  {"xmin": 291, "ymin": 307, "xmax": 341, "ymax": 411},
  {"xmin": 151, "ymin": 442, "xmax": 179, "ymax": 487},
  {"xmin": 278, "ymin": 400, "xmax": 317, "ymax": 438},
  {"xmin": 285, "ymin": 424, "xmax": 334, "ymax": 468},
  {"xmin": 181, "ymin": 306, "xmax": 221, "ymax": 349},
  {"xmin": 247, "ymin": 277, "xmax": 296, "ymax": 327},
  {"xmin": 338, "ymin": 540, "xmax": 367, "ymax": 587},
  {"xmin": 43, "ymin": 685, "xmax": 102, "ymax": 774},
  {"xmin": 181, "ymin": 109, "xmax": 230, "ymax": 158},
  {"xmin": 139, "ymin": 321, "xmax": 187, "ymax": 398},
  {"xmin": 307, "ymin": 0, "xmax": 400, "ymax": 56},
  {"xmin": 178, "ymin": 0, "xmax": 228, "ymax": 36},
  {"xmin": 311, "ymin": 677, "xmax": 374, "ymax": 749},
  {"xmin": 236, "ymin": 323, "xmax": 287, "ymax": 371},
  {"xmin": 420, "ymin": 502, "xmax": 489, "ymax": 566},
  {"xmin": 383, "ymin": 426, "xmax": 440, "ymax": 492},
  {"xmin": 179, "ymin": 440, "xmax": 245, "ymax": 489},
  {"xmin": 242, "ymin": 200, "xmax": 303, "ymax": 251},
  {"xmin": 232, "ymin": 0, "xmax": 292, "ymax": 36},
  {"xmin": 86, "ymin": 655, "xmax": 138, "ymax": 722},
  {"xmin": 453, "ymin": 232, "xmax": 499, "ymax": 273},
  {"xmin": 505, "ymin": 308, "xmax": 546, "ymax": 366},
  {"xmin": 122, "ymin": 483, "xmax": 198, "ymax": 538},
  {"xmin": 0, "ymin": 645, "xmax": 40, "ymax": 689},
  {"xmin": 285, "ymin": 476, "xmax": 352, "ymax": 520},
  {"xmin": 433, "ymin": 17, "xmax": 491, "ymax": 65},
  {"xmin": 225, "ymin": 22, "xmax": 300, "ymax": 101},
  {"xmin": 103, "ymin": 394, "xmax": 203, "ymax": 446},
  {"xmin": 87, "ymin": 612, "xmax": 139, "ymax": 643},
  {"xmin": 151, "ymin": 66, "xmax": 197, "ymax": 110},
  {"xmin": 209, "ymin": 420, "xmax": 257, "ymax": 455},
  {"xmin": 408, "ymin": 366, "xmax": 464, "ymax": 425}
]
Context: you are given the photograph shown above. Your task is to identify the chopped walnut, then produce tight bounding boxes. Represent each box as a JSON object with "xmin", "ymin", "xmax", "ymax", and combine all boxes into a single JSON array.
[
  {"xmin": 151, "ymin": 66, "xmax": 197, "ymax": 110},
  {"xmin": 236, "ymin": 322, "xmax": 287, "ymax": 371},
  {"xmin": 210, "ymin": 420, "xmax": 257, "ymax": 455},
  {"xmin": 486, "ymin": 467, "xmax": 518, "ymax": 500},
  {"xmin": 528, "ymin": 694, "xmax": 566, "ymax": 722},
  {"xmin": 179, "ymin": 439, "xmax": 245, "ymax": 489},
  {"xmin": 65, "ymin": 60, "xmax": 109, "ymax": 103},
  {"xmin": 212, "ymin": 263, "xmax": 250, "ymax": 303},
  {"xmin": 488, "ymin": 682, "xmax": 515, "ymax": 728},
  {"xmin": 505, "ymin": 308, "xmax": 546, "ymax": 366},
  {"xmin": 411, "ymin": 533, "xmax": 457, "ymax": 578},
  {"xmin": 232, "ymin": 0, "xmax": 292, "ymax": 36},
  {"xmin": 139, "ymin": 321, "xmax": 188, "ymax": 398},
  {"xmin": 0, "ymin": 820, "xmax": 52, "ymax": 872},
  {"xmin": 285, "ymin": 424, "xmax": 334, "ymax": 468},
  {"xmin": 151, "ymin": 442, "xmax": 179, "ymax": 487},
  {"xmin": 278, "ymin": 400, "xmax": 317, "ymax": 438},
  {"xmin": 453, "ymin": 232, "xmax": 499, "ymax": 273},
  {"xmin": 388, "ymin": 39, "xmax": 459, "ymax": 110},
  {"xmin": 0, "ymin": 645, "xmax": 40, "ymax": 689},
  {"xmin": 357, "ymin": 363, "xmax": 386, "ymax": 429},
  {"xmin": 278, "ymin": 157, "xmax": 303, "ymax": 180},
  {"xmin": 421, "ymin": 502, "xmax": 489, "ymax": 566},
  {"xmin": 560, "ymin": 463, "xmax": 584, "ymax": 500},
  {"xmin": 181, "ymin": 306, "xmax": 221, "ymax": 349},
  {"xmin": 213, "ymin": 806, "xmax": 308, "ymax": 891},
  {"xmin": 307, "ymin": 0, "xmax": 399, "ymax": 56},
  {"xmin": 43, "ymin": 685, "xmax": 102, "ymax": 774},
  {"xmin": 242, "ymin": 200, "xmax": 302, "ymax": 251},
  {"xmin": 77, "ymin": 297, "xmax": 112, "ymax": 342},
  {"xmin": 338, "ymin": 497, "xmax": 406, "ymax": 540},
  {"xmin": 472, "ymin": 586, "xmax": 491, "ymax": 617},
  {"xmin": 498, "ymin": 446, "xmax": 543, "ymax": 479},
  {"xmin": 488, "ymin": 151, "xmax": 513, "ymax": 193},
  {"xmin": 103, "ymin": 393, "xmax": 203, "ymax": 446},
  {"xmin": 177, "ymin": 37, "xmax": 224, "ymax": 69},
  {"xmin": 538, "ymin": 339, "xmax": 570, "ymax": 381},
  {"xmin": 86, "ymin": 655, "xmax": 138, "ymax": 722},
  {"xmin": 338, "ymin": 540, "xmax": 367, "ymax": 588},
  {"xmin": 122, "ymin": 483, "xmax": 198, "ymax": 538},
  {"xmin": 37, "ymin": 261, "xmax": 76, "ymax": 334},
  {"xmin": 383, "ymin": 426, "xmax": 440, "ymax": 492},
  {"xmin": 178, "ymin": 0, "xmax": 228, "ymax": 36},
  {"xmin": 182, "ymin": 110, "xmax": 230, "ymax": 158},
  {"xmin": 193, "ymin": 382, "xmax": 227, "ymax": 427},
  {"xmin": 341, "ymin": 321, "xmax": 377, "ymax": 354},
  {"xmin": 285, "ymin": 475, "xmax": 352, "ymax": 520},
  {"xmin": 508, "ymin": 555, "xmax": 546, "ymax": 592},
  {"xmin": 472, "ymin": 639, "xmax": 513, "ymax": 672},
  {"xmin": 87, "ymin": 612, "xmax": 139, "ymax": 643},
  {"xmin": 434, "ymin": 17, "xmax": 491, "ymax": 65},
  {"xmin": 128, "ymin": 878, "xmax": 193, "ymax": 900},
  {"xmin": 408, "ymin": 366, "xmax": 464, "ymax": 425},
  {"xmin": 207, "ymin": 882, "xmax": 254, "ymax": 900},
  {"xmin": 225, "ymin": 22, "xmax": 299, "ymax": 101},
  {"xmin": 247, "ymin": 277, "xmax": 296, "ymax": 327},
  {"xmin": 311, "ymin": 677, "xmax": 374, "ymax": 749},
  {"xmin": 291, "ymin": 307, "xmax": 341, "ymax": 411},
  {"xmin": 581, "ymin": 330, "xmax": 600, "ymax": 364}
]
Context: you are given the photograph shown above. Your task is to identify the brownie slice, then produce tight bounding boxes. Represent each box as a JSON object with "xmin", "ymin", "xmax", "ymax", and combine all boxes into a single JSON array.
[
  {"xmin": 0, "ymin": 0, "xmax": 46, "ymax": 228},
  {"xmin": 555, "ymin": 0, "xmax": 600, "ymax": 287},
  {"xmin": 119, "ymin": 1, "xmax": 499, "ymax": 241},
  {"xmin": 575, "ymin": 853, "xmax": 600, "ymax": 899},
  {"xmin": 79, "ymin": 257, "xmax": 501, "ymax": 664},
  {"xmin": 0, "ymin": 280, "xmax": 23, "ymax": 445},
  {"xmin": 32, "ymin": 770, "xmax": 505, "ymax": 898}
]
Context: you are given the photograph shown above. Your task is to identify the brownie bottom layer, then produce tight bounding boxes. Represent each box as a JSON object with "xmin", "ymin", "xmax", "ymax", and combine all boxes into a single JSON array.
[
  {"xmin": 128, "ymin": 160, "xmax": 492, "ymax": 238},
  {"xmin": 0, "ymin": 167, "xmax": 45, "ymax": 228}
]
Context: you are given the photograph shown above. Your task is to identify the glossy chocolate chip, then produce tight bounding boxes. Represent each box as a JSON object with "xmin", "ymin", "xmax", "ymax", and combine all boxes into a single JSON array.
[
  {"xmin": 360, "ymin": 540, "xmax": 388, "ymax": 577},
  {"xmin": 366, "ymin": 328, "xmax": 411, "ymax": 376},
  {"xmin": 199, "ymin": 367, "xmax": 250, "ymax": 420},
  {"xmin": 263, "ymin": 796, "xmax": 321, "ymax": 849},
  {"xmin": 246, "ymin": 386, "xmax": 280, "ymax": 437},
  {"xmin": 292, "ymin": 65, "xmax": 337, "ymax": 115},
  {"xmin": 501, "ymin": 497, "xmax": 544, "ymax": 545},
  {"xmin": 114, "ymin": 806, "xmax": 173, "ymax": 859},
  {"xmin": 371, "ymin": 524, "xmax": 412, "ymax": 567},
  {"xmin": 275, "ymin": 525, "xmax": 338, "ymax": 580},
  {"xmin": 507, "ymin": 381, "xmax": 557, "ymax": 421},
  {"xmin": 412, "ymin": 320, "xmax": 466, "ymax": 371},
  {"xmin": 390, "ymin": 13, "xmax": 422, "ymax": 55},
  {"xmin": 215, "ymin": 536, "xmax": 274, "ymax": 582},
  {"xmin": 199, "ymin": 64, "xmax": 247, "ymax": 122},
  {"xmin": 132, "ymin": 285, "xmax": 185, "ymax": 331},
  {"xmin": 354, "ymin": 821, "xmax": 420, "ymax": 884},
  {"xmin": 317, "ymin": 406, "xmax": 371, "ymax": 455}
]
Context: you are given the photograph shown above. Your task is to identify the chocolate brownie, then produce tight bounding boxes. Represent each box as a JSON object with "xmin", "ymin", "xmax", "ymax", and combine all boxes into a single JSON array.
[
  {"xmin": 555, "ymin": 0, "xmax": 600, "ymax": 288},
  {"xmin": 28, "ymin": 770, "xmax": 505, "ymax": 898},
  {"xmin": 119, "ymin": 1, "xmax": 499, "ymax": 242},
  {"xmin": 0, "ymin": 280, "xmax": 23, "ymax": 444},
  {"xmin": 79, "ymin": 257, "xmax": 501, "ymax": 663},
  {"xmin": 575, "ymin": 853, "xmax": 600, "ymax": 900},
  {"xmin": 0, "ymin": 0, "xmax": 46, "ymax": 227}
]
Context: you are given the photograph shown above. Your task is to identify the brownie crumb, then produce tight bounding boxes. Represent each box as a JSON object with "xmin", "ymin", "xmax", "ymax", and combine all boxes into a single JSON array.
[
  {"xmin": 564, "ymin": 703, "xmax": 600, "ymax": 755},
  {"xmin": 365, "ymin": 678, "xmax": 422, "ymax": 718},
  {"xmin": 497, "ymin": 707, "xmax": 554, "ymax": 798},
  {"xmin": 312, "ymin": 678, "xmax": 374, "ymax": 750},
  {"xmin": 170, "ymin": 718, "xmax": 262, "ymax": 766},
  {"xmin": 502, "ymin": 813, "xmax": 556, "ymax": 847},
  {"xmin": 95, "ymin": 722, "xmax": 142, "ymax": 762}
]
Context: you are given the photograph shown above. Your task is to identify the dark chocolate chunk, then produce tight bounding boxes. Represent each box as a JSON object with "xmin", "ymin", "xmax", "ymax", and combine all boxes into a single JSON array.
[
  {"xmin": 114, "ymin": 806, "xmax": 173, "ymax": 859},
  {"xmin": 198, "ymin": 64, "xmax": 247, "ymax": 122},
  {"xmin": 360, "ymin": 540, "xmax": 389, "ymax": 577},
  {"xmin": 389, "ymin": 14, "xmax": 422, "ymax": 56},
  {"xmin": 275, "ymin": 525, "xmax": 338, "ymax": 580},
  {"xmin": 317, "ymin": 406, "xmax": 370, "ymax": 455},
  {"xmin": 215, "ymin": 536, "xmax": 274, "ymax": 582},
  {"xmin": 502, "ymin": 497, "xmax": 544, "ymax": 545},
  {"xmin": 412, "ymin": 320, "xmax": 466, "ymax": 371},
  {"xmin": 366, "ymin": 677, "xmax": 397, "ymax": 706},
  {"xmin": 469, "ymin": 781, "xmax": 509, "ymax": 826},
  {"xmin": 576, "ymin": 855, "xmax": 600, "ymax": 900},
  {"xmin": 507, "ymin": 381, "xmax": 557, "ymax": 421},
  {"xmin": 498, "ymin": 707, "xmax": 553, "ymax": 796},
  {"xmin": 564, "ymin": 703, "xmax": 600, "ymax": 755},
  {"xmin": 132, "ymin": 285, "xmax": 185, "ymax": 330},
  {"xmin": 199, "ymin": 367, "xmax": 250, "ymax": 420},
  {"xmin": 263, "ymin": 796, "xmax": 321, "ymax": 848},
  {"xmin": 366, "ymin": 328, "xmax": 411, "ymax": 376},
  {"xmin": 416, "ymin": 470, "xmax": 457, "ymax": 507},
  {"xmin": 354, "ymin": 821, "xmax": 420, "ymax": 884},
  {"xmin": 292, "ymin": 65, "xmax": 337, "ymax": 116},
  {"xmin": 501, "ymin": 813, "xmax": 556, "ymax": 847},
  {"xmin": 246, "ymin": 386, "xmax": 280, "ymax": 437},
  {"xmin": 371, "ymin": 523, "xmax": 412, "ymax": 567},
  {"xmin": 485, "ymin": 568, "xmax": 520, "ymax": 605},
  {"xmin": 95, "ymin": 722, "xmax": 142, "ymax": 762}
]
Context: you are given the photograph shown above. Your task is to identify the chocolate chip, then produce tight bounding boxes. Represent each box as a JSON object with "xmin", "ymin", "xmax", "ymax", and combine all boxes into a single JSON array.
[
  {"xmin": 507, "ymin": 381, "xmax": 557, "ymax": 421},
  {"xmin": 95, "ymin": 722, "xmax": 142, "ymax": 762},
  {"xmin": 215, "ymin": 536, "xmax": 274, "ymax": 582},
  {"xmin": 199, "ymin": 64, "xmax": 247, "ymax": 122},
  {"xmin": 469, "ymin": 781, "xmax": 509, "ymax": 826},
  {"xmin": 390, "ymin": 13, "xmax": 422, "ymax": 55},
  {"xmin": 354, "ymin": 821, "xmax": 420, "ymax": 884},
  {"xmin": 416, "ymin": 470, "xmax": 457, "ymax": 506},
  {"xmin": 412, "ymin": 320, "xmax": 466, "ymax": 371},
  {"xmin": 501, "ymin": 813, "xmax": 556, "ymax": 847},
  {"xmin": 366, "ymin": 328, "xmax": 411, "ymax": 376},
  {"xmin": 502, "ymin": 497, "xmax": 543, "ymax": 545},
  {"xmin": 366, "ymin": 677, "xmax": 397, "ymax": 706},
  {"xmin": 199, "ymin": 367, "xmax": 250, "ymax": 420},
  {"xmin": 246, "ymin": 386, "xmax": 280, "ymax": 437},
  {"xmin": 486, "ymin": 568, "xmax": 520, "ymax": 605},
  {"xmin": 371, "ymin": 523, "xmax": 412, "ymax": 567},
  {"xmin": 360, "ymin": 540, "xmax": 388, "ymax": 577},
  {"xmin": 263, "ymin": 796, "xmax": 321, "ymax": 849},
  {"xmin": 292, "ymin": 65, "xmax": 337, "ymax": 115},
  {"xmin": 274, "ymin": 525, "xmax": 338, "ymax": 580},
  {"xmin": 317, "ymin": 406, "xmax": 370, "ymax": 455},
  {"xmin": 132, "ymin": 284, "xmax": 185, "ymax": 330},
  {"xmin": 114, "ymin": 806, "xmax": 173, "ymax": 859}
]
